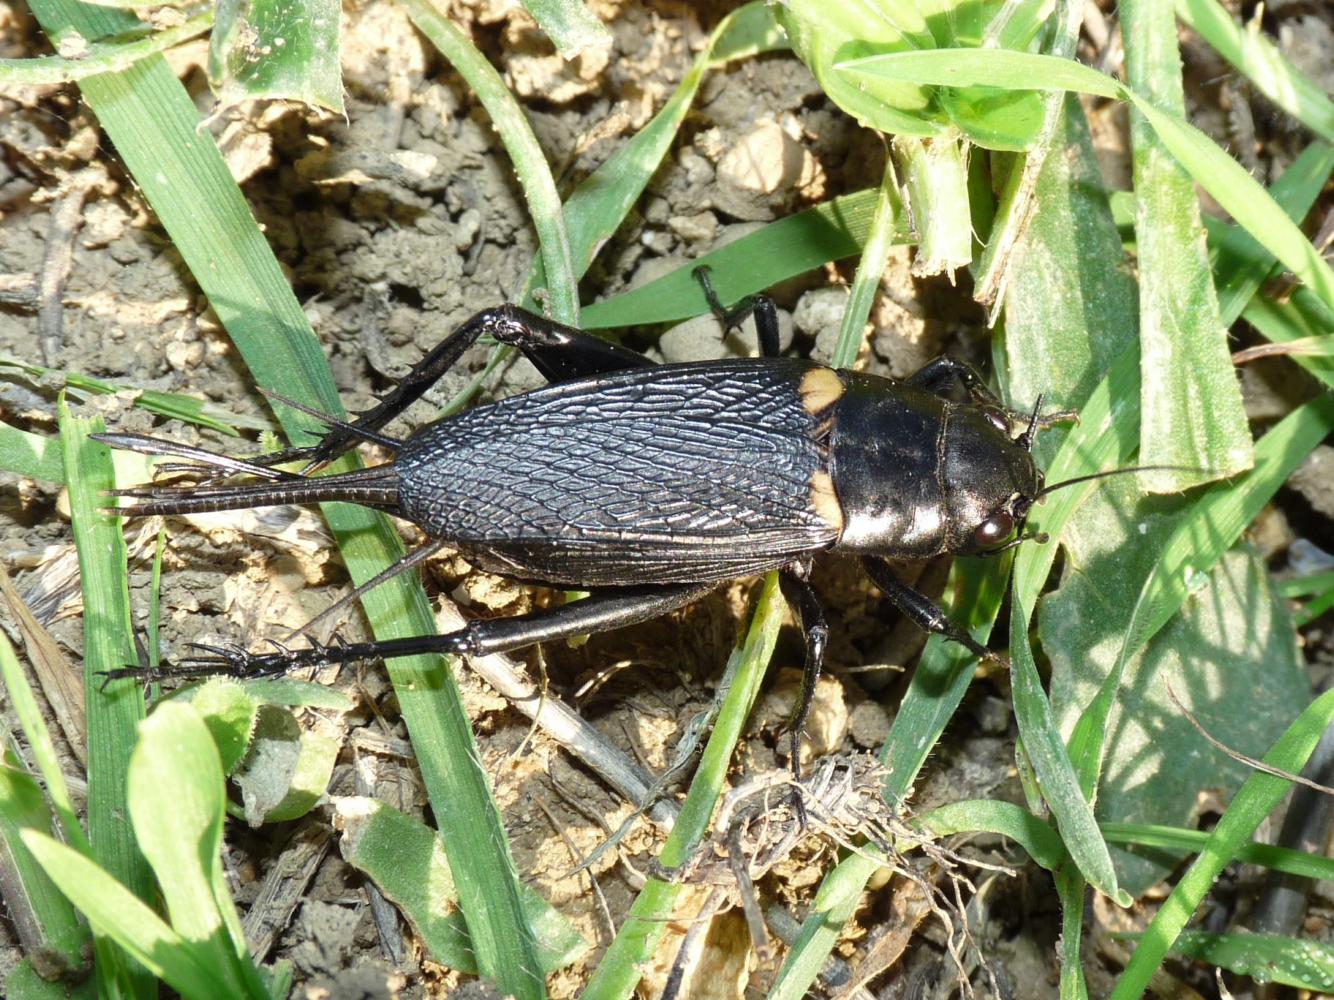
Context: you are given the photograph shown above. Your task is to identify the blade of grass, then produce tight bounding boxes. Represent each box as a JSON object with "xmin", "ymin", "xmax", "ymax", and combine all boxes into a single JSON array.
[
  {"xmin": 836, "ymin": 49, "xmax": 1334, "ymax": 314},
  {"xmin": 27, "ymin": 1, "xmax": 545, "ymax": 993},
  {"xmin": 59, "ymin": 400, "xmax": 153, "ymax": 998},
  {"xmin": 398, "ymin": 0, "xmax": 577, "ymax": 326},
  {"xmin": 0, "ymin": 355, "xmax": 268, "ymax": 435},
  {"xmin": 1123, "ymin": 0, "xmax": 1252, "ymax": 488},
  {"xmin": 828, "ymin": 156, "xmax": 900, "ymax": 369},
  {"xmin": 1010, "ymin": 590, "xmax": 1128, "ymax": 902},
  {"xmin": 533, "ymin": 1, "xmax": 786, "ymax": 296},
  {"xmin": 581, "ymin": 189, "xmax": 909, "ymax": 329},
  {"xmin": 1065, "ymin": 394, "xmax": 1334, "ymax": 799},
  {"xmin": 0, "ymin": 10, "xmax": 212, "ymax": 84},
  {"xmin": 20, "ymin": 831, "xmax": 220, "ymax": 999},
  {"xmin": 582, "ymin": 572, "xmax": 785, "ymax": 1000},
  {"xmin": 1108, "ymin": 686, "xmax": 1334, "ymax": 998},
  {"xmin": 919, "ymin": 800, "xmax": 1067, "ymax": 870},
  {"xmin": 519, "ymin": 0, "xmax": 610, "ymax": 59},
  {"xmin": 1101, "ymin": 822, "xmax": 1334, "ymax": 881},
  {"xmin": 1161, "ymin": 930, "xmax": 1334, "ymax": 988},
  {"xmin": 1210, "ymin": 141, "xmax": 1334, "ymax": 324},
  {"xmin": 1176, "ymin": 0, "xmax": 1334, "ymax": 144}
]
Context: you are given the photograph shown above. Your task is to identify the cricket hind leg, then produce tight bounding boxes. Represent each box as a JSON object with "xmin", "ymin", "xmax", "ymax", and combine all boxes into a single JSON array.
[
  {"xmin": 264, "ymin": 305, "xmax": 654, "ymax": 472},
  {"xmin": 102, "ymin": 582, "xmax": 714, "ymax": 685},
  {"xmin": 692, "ymin": 265, "xmax": 782, "ymax": 359}
]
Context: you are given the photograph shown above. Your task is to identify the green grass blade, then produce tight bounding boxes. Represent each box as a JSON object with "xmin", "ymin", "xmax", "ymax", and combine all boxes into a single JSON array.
[
  {"xmin": 1065, "ymin": 395, "xmax": 1334, "ymax": 798},
  {"xmin": 1123, "ymin": 0, "xmax": 1252, "ymax": 488},
  {"xmin": 21, "ymin": 831, "xmax": 220, "ymax": 999},
  {"xmin": 0, "ymin": 10, "xmax": 212, "ymax": 84},
  {"xmin": 0, "ymin": 636, "xmax": 90, "ymax": 860},
  {"xmin": 0, "ymin": 702, "xmax": 87, "ymax": 973},
  {"xmin": 128, "ymin": 703, "xmax": 266, "ymax": 997},
  {"xmin": 1054, "ymin": 865, "xmax": 1090, "ymax": 1000},
  {"xmin": 1176, "ymin": 0, "xmax": 1334, "ymax": 144},
  {"xmin": 1100, "ymin": 823, "xmax": 1334, "ymax": 881},
  {"xmin": 836, "ymin": 49, "xmax": 1334, "ymax": 314},
  {"xmin": 919, "ymin": 800, "xmax": 1067, "ymax": 870},
  {"xmin": 582, "ymin": 573, "xmax": 786, "ymax": 1000},
  {"xmin": 27, "ymin": 0, "xmax": 545, "ymax": 992},
  {"xmin": 0, "ymin": 355, "xmax": 267, "ymax": 435},
  {"xmin": 58, "ymin": 401, "xmax": 153, "ymax": 997},
  {"xmin": 1164, "ymin": 930, "xmax": 1334, "ymax": 988},
  {"xmin": 1010, "ymin": 593, "xmax": 1127, "ymax": 902},
  {"xmin": 581, "ymin": 189, "xmax": 910, "ymax": 329},
  {"xmin": 519, "ymin": 0, "xmax": 610, "ymax": 58},
  {"xmin": 533, "ymin": 1, "xmax": 786, "ymax": 296},
  {"xmin": 1210, "ymin": 142, "xmax": 1334, "ymax": 326},
  {"xmin": 399, "ymin": 0, "xmax": 577, "ymax": 326},
  {"xmin": 209, "ymin": 0, "xmax": 342, "ymax": 113},
  {"xmin": 1108, "ymin": 687, "xmax": 1334, "ymax": 998},
  {"xmin": 829, "ymin": 157, "xmax": 901, "ymax": 369}
]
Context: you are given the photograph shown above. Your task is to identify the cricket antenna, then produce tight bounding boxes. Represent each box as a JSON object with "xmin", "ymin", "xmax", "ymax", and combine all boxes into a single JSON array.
[{"xmin": 1036, "ymin": 465, "xmax": 1210, "ymax": 499}]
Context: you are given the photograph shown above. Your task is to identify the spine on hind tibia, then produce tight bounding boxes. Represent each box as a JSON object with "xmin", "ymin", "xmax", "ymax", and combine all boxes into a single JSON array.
[{"xmin": 113, "ymin": 465, "xmax": 399, "ymax": 517}]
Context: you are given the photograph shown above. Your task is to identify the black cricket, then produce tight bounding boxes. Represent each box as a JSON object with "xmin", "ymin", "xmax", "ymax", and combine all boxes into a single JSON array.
[{"xmin": 96, "ymin": 271, "xmax": 1069, "ymax": 761}]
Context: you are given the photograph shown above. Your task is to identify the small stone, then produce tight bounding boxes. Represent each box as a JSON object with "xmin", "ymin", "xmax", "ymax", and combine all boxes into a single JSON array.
[
  {"xmin": 667, "ymin": 211, "xmax": 718, "ymax": 244},
  {"xmin": 713, "ymin": 120, "xmax": 817, "ymax": 221}
]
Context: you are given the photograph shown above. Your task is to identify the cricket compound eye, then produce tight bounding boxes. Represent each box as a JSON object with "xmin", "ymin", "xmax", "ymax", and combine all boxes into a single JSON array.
[{"xmin": 973, "ymin": 511, "xmax": 1014, "ymax": 550}]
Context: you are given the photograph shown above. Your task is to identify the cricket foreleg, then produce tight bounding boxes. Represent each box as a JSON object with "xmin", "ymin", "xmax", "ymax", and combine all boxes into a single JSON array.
[
  {"xmin": 779, "ymin": 566, "xmax": 828, "ymax": 779},
  {"xmin": 103, "ymin": 583, "xmax": 715, "ymax": 685},
  {"xmin": 862, "ymin": 557, "xmax": 997, "ymax": 663},
  {"xmin": 692, "ymin": 265, "xmax": 782, "ymax": 359}
]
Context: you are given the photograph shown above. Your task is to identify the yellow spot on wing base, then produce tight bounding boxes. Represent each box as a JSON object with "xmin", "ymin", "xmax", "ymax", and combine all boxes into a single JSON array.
[
  {"xmin": 800, "ymin": 367, "xmax": 844, "ymax": 414},
  {"xmin": 810, "ymin": 471, "xmax": 844, "ymax": 534}
]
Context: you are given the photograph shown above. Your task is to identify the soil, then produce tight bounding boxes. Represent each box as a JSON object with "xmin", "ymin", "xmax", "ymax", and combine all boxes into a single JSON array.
[{"xmin": 0, "ymin": 1, "xmax": 1331, "ymax": 998}]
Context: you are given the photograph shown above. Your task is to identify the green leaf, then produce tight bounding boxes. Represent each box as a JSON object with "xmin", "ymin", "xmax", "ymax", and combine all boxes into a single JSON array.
[
  {"xmin": 1011, "ymin": 593, "xmax": 1127, "ymax": 902},
  {"xmin": 583, "ymin": 573, "xmax": 786, "ymax": 999},
  {"xmin": 0, "ymin": 12, "xmax": 212, "ymax": 84},
  {"xmin": 23, "ymin": 0, "xmax": 542, "ymax": 989},
  {"xmin": 20, "ymin": 830, "xmax": 219, "ymax": 999},
  {"xmin": 581, "ymin": 189, "xmax": 911, "ymax": 329},
  {"xmin": 210, "ymin": 0, "xmax": 343, "ymax": 114},
  {"xmin": 0, "ymin": 356, "xmax": 267, "ymax": 436},
  {"xmin": 0, "ymin": 760, "xmax": 87, "ymax": 973},
  {"xmin": 1110, "ymin": 686, "xmax": 1334, "ymax": 997},
  {"xmin": 399, "ymin": 0, "xmax": 576, "ymax": 328},
  {"xmin": 837, "ymin": 48, "xmax": 1334, "ymax": 314},
  {"xmin": 1123, "ymin": 0, "xmax": 1252, "ymax": 488},
  {"xmin": 1176, "ymin": 0, "xmax": 1334, "ymax": 144},
  {"xmin": 830, "ymin": 157, "xmax": 902, "ymax": 368},
  {"xmin": 1001, "ymin": 96, "xmax": 1138, "ymax": 422},
  {"xmin": 59, "ymin": 400, "xmax": 155, "ymax": 1000},
  {"xmin": 233, "ymin": 705, "xmax": 337, "ymax": 825},
  {"xmin": 1165, "ymin": 930, "xmax": 1334, "ymax": 988},
  {"xmin": 178, "ymin": 679, "xmax": 260, "ymax": 775},
  {"xmin": 1047, "ymin": 544, "xmax": 1308, "ymax": 894},
  {"xmin": 127, "ymin": 702, "xmax": 266, "ymax": 997},
  {"xmin": 776, "ymin": 2, "xmax": 938, "ymax": 138},
  {"xmin": 920, "ymin": 799, "xmax": 1067, "ymax": 871},
  {"xmin": 1101, "ymin": 822, "xmax": 1334, "ymax": 881},
  {"xmin": 532, "ymin": 1, "xmax": 787, "ymax": 296},
  {"xmin": 519, "ymin": 0, "xmax": 610, "ymax": 58},
  {"xmin": 337, "ymin": 797, "xmax": 587, "ymax": 973}
]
